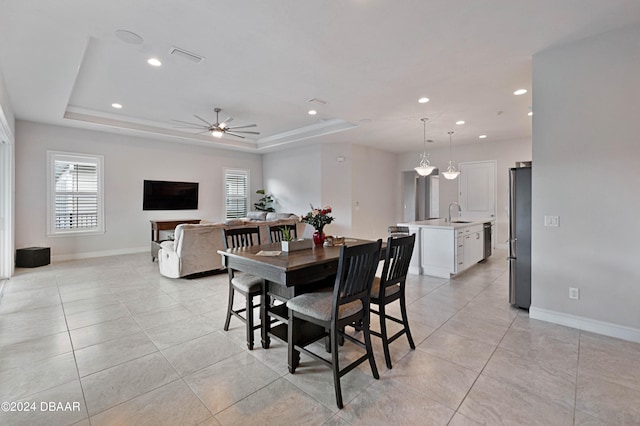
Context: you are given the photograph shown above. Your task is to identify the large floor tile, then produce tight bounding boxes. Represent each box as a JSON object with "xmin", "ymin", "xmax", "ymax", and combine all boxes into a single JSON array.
[
  {"xmin": 340, "ymin": 378, "xmax": 454, "ymax": 425},
  {"xmin": 215, "ymin": 378, "xmax": 334, "ymax": 425},
  {"xmin": 64, "ymin": 303, "xmax": 131, "ymax": 330},
  {"xmin": 439, "ymin": 313, "xmax": 509, "ymax": 346},
  {"xmin": 0, "ymin": 331, "xmax": 72, "ymax": 370},
  {"xmin": 575, "ymin": 372, "xmax": 640, "ymax": 424},
  {"xmin": 577, "ymin": 331, "xmax": 640, "ymax": 392},
  {"xmin": 145, "ymin": 314, "xmax": 216, "ymax": 349},
  {"xmin": 69, "ymin": 315, "xmax": 143, "ymax": 350},
  {"xmin": 132, "ymin": 304, "xmax": 195, "ymax": 330},
  {"xmin": 417, "ymin": 329, "xmax": 496, "ymax": 372},
  {"xmin": 75, "ymin": 331, "xmax": 158, "ymax": 376},
  {"xmin": 185, "ymin": 351, "xmax": 280, "ymax": 414},
  {"xmin": 161, "ymin": 331, "xmax": 245, "ymax": 376},
  {"xmin": 458, "ymin": 374, "xmax": 574, "ymax": 426},
  {"xmin": 81, "ymin": 351, "xmax": 179, "ymax": 416},
  {"xmin": 0, "ymin": 352, "xmax": 79, "ymax": 401},
  {"xmin": 90, "ymin": 379, "xmax": 211, "ymax": 426},
  {"xmin": 385, "ymin": 350, "xmax": 479, "ymax": 411},
  {"xmin": 0, "ymin": 379, "xmax": 88, "ymax": 426},
  {"xmin": 481, "ymin": 347, "xmax": 576, "ymax": 411}
]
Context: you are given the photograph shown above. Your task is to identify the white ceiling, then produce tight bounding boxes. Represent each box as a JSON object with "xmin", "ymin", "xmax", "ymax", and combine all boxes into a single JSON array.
[{"xmin": 1, "ymin": 1, "xmax": 639, "ymax": 153}]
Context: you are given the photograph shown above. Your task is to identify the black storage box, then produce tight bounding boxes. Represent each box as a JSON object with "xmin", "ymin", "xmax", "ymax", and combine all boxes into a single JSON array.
[{"xmin": 16, "ymin": 247, "xmax": 51, "ymax": 268}]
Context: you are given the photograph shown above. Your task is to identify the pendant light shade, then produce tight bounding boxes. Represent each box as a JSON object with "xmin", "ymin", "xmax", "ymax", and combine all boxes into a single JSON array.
[
  {"xmin": 442, "ymin": 131, "xmax": 460, "ymax": 180},
  {"xmin": 414, "ymin": 118, "xmax": 435, "ymax": 176}
]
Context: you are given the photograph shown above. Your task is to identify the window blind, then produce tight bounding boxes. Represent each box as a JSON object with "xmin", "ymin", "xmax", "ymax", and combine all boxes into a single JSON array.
[
  {"xmin": 54, "ymin": 161, "xmax": 99, "ymax": 230},
  {"xmin": 224, "ymin": 170, "xmax": 248, "ymax": 219}
]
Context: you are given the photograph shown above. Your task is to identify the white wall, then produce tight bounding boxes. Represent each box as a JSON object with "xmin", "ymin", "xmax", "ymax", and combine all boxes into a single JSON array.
[
  {"xmin": 530, "ymin": 25, "xmax": 640, "ymax": 338},
  {"xmin": 263, "ymin": 142, "xmax": 397, "ymax": 241},
  {"xmin": 350, "ymin": 144, "xmax": 397, "ymax": 241},
  {"xmin": 263, "ymin": 144, "xmax": 322, "ymax": 238},
  {"xmin": 397, "ymin": 138, "xmax": 532, "ymax": 248},
  {"xmin": 321, "ymin": 144, "xmax": 352, "ymax": 238},
  {"xmin": 15, "ymin": 121, "xmax": 263, "ymax": 260}
]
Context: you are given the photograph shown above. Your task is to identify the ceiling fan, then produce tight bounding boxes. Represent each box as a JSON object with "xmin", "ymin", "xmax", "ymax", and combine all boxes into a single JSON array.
[{"xmin": 174, "ymin": 107, "xmax": 260, "ymax": 139}]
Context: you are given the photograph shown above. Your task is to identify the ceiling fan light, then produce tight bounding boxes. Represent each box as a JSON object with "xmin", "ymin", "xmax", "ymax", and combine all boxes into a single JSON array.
[{"xmin": 211, "ymin": 129, "xmax": 223, "ymax": 138}]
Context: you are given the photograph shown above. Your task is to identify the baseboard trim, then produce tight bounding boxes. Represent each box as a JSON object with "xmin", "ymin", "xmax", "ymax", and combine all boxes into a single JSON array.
[
  {"xmin": 51, "ymin": 247, "xmax": 148, "ymax": 262},
  {"xmin": 529, "ymin": 306, "xmax": 640, "ymax": 344},
  {"xmin": 0, "ymin": 279, "xmax": 7, "ymax": 299}
]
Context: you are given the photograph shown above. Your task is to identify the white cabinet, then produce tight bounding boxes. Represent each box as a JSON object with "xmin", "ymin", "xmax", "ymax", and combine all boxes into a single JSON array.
[
  {"xmin": 454, "ymin": 224, "xmax": 484, "ymax": 274},
  {"xmin": 400, "ymin": 219, "xmax": 492, "ymax": 278}
]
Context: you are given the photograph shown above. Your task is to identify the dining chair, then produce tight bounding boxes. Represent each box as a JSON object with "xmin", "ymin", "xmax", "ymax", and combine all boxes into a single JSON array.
[
  {"xmin": 286, "ymin": 239, "xmax": 382, "ymax": 409},
  {"xmin": 222, "ymin": 227, "xmax": 263, "ymax": 350},
  {"xmin": 387, "ymin": 225, "xmax": 410, "ymax": 237},
  {"xmin": 369, "ymin": 234, "xmax": 416, "ymax": 369},
  {"xmin": 266, "ymin": 224, "xmax": 298, "ymax": 243}
]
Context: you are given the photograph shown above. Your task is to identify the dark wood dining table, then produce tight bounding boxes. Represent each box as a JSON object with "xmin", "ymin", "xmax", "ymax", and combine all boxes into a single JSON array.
[{"xmin": 218, "ymin": 238, "xmax": 379, "ymax": 369}]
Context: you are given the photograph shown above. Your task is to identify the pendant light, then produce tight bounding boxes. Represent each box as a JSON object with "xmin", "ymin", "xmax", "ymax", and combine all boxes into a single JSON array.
[
  {"xmin": 414, "ymin": 118, "xmax": 435, "ymax": 176},
  {"xmin": 442, "ymin": 131, "xmax": 460, "ymax": 180}
]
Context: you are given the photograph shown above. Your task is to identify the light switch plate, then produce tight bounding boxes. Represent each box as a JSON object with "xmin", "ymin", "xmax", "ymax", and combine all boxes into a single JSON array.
[{"xmin": 544, "ymin": 215, "xmax": 559, "ymax": 227}]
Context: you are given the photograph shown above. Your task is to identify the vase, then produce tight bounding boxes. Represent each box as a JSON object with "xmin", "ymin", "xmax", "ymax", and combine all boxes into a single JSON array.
[{"xmin": 313, "ymin": 230, "xmax": 325, "ymax": 247}]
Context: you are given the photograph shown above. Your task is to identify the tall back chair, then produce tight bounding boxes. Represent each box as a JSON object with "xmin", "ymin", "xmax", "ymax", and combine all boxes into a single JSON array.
[
  {"xmin": 370, "ymin": 234, "xmax": 416, "ymax": 368},
  {"xmin": 267, "ymin": 224, "xmax": 298, "ymax": 243},
  {"xmin": 222, "ymin": 227, "xmax": 263, "ymax": 350},
  {"xmin": 286, "ymin": 239, "xmax": 382, "ymax": 409}
]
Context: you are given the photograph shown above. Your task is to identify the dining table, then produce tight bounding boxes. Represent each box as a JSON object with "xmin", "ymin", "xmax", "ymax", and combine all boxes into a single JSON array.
[{"xmin": 218, "ymin": 238, "xmax": 380, "ymax": 370}]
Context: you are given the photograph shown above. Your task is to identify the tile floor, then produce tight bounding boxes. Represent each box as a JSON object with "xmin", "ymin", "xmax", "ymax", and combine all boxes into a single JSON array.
[{"xmin": 0, "ymin": 250, "xmax": 639, "ymax": 425}]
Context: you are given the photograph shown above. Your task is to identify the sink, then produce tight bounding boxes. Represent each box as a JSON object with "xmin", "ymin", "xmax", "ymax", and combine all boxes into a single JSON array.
[{"xmin": 451, "ymin": 220, "xmax": 472, "ymax": 223}]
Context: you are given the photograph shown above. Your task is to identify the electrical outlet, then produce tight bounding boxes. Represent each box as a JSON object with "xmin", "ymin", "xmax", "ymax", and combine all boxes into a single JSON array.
[
  {"xmin": 569, "ymin": 287, "xmax": 579, "ymax": 300},
  {"xmin": 544, "ymin": 215, "xmax": 559, "ymax": 227}
]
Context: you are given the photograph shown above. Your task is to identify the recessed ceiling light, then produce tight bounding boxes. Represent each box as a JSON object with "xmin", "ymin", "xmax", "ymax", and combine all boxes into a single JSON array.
[
  {"xmin": 147, "ymin": 58, "xmax": 162, "ymax": 67},
  {"xmin": 528, "ymin": 111, "xmax": 533, "ymax": 116},
  {"xmin": 456, "ymin": 120, "xmax": 465, "ymax": 125},
  {"xmin": 308, "ymin": 110, "xmax": 317, "ymax": 115},
  {"xmin": 111, "ymin": 103, "xmax": 123, "ymax": 109},
  {"xmin": 418, "ymin": 97, "xmax": 430, "ymax": 104},
  {"xmin": 513, "ymin": 89, "xmax": 527, "ymax": 95},
  {"xmin": 479, "ymin": 135, "xmax": 487, "ymax": 139},
  {"xmin": 114, "ymin": 30, "xmax": 144, "ymax": 45}
]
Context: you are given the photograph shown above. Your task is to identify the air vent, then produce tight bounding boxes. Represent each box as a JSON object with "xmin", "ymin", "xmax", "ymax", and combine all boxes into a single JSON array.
[
  {"xmin": 307, "ymin": 98, "xmax": 327, "ymax": 105},
  {"xmin": 169, "ymin": 47, "xmax": 204, "ymax": 63}
]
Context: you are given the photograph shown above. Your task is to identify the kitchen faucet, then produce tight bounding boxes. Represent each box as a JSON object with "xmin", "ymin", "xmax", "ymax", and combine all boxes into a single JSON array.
[{"xmin": 448, "ymin": 202, "xmax": 462, "ymax": 222}]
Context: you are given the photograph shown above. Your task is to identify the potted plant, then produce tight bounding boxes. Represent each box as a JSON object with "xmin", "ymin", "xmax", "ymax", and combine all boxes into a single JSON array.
[
  {"xmin": 254, "ymin": 189, "xmax": 275, "ymax": 212},
  {"xmin": 280, "ymin": 225, "xmax": 313, "ymax": 252}
]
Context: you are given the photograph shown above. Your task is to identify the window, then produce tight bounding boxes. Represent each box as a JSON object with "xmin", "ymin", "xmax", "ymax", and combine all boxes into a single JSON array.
[
  {"xmin": 47, "ymin": 151, "xmax": 104, "ymax": 236},
  {"xmin": 224, "ymin": 168, "xmax": 249, "ymax": 219}
]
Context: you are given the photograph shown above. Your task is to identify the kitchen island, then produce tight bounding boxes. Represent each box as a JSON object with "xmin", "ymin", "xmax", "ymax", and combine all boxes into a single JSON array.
[{"xmin": 398, "ymin": 218, "xmax": 494, "ymax": 278}]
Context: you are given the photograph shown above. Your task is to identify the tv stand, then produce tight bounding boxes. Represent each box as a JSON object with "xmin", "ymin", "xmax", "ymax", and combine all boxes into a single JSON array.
[{"xmin": 150, "ymin": 219, "xmax": 200, "ymax": 261}]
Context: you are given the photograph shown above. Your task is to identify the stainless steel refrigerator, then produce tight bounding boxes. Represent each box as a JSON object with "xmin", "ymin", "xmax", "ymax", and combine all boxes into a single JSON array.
[{"xmin": 508, "ymin": 166, "xmax": 531, "ymax": 309}]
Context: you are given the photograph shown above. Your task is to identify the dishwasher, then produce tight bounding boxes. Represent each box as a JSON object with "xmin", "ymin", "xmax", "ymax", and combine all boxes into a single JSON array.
[{"xmin": 481, "ymin": 222, "xmax": 492, "ymax": 261}]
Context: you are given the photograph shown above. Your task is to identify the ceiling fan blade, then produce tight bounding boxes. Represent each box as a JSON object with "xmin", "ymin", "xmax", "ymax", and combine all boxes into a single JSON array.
[
  {"xmin": 230, "ymin": 130, "xmax": 260, "ymax": 135},
  {"xmin": 224, "ymin": 132, "xmax": 246, "ymax": 139},
  {"xmin": 195, "ymin": 130, "xmax": 211, "ymax": 135},
  {"xmin": 219, "ymin": 116, "xmax": 234, "ymax": 127},
  {"xmin": 227, "ymin": 124, "xmax": 257, "ymax": 130},
  {"xmin": 173, "ymin": 119, "xmax": 208, "ymax": 128},
  {"xmin": 193, "ymin": 114, "xmax": 213, "ymax": 126}
]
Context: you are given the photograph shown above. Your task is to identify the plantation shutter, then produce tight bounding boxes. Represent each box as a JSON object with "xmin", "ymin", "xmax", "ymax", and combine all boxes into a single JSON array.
[
  {"xmin": 224, "ymin": 169, "xmax": 248, "ymax": 219},
  {"xmin": 54, "ymin": 159, "xmax": 99, "ymax": 230}
]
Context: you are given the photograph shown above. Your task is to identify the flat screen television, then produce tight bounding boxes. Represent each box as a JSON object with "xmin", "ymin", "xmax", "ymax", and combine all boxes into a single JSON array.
[{"xmin": 143, "ymin": 180, "xmax": 199, "ymax": 210}]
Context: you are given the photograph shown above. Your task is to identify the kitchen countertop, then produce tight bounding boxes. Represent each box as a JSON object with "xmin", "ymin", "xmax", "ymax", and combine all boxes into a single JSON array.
[{"xmin": 399, "ymin": 218, "xmax": 494, "ymax": 230}]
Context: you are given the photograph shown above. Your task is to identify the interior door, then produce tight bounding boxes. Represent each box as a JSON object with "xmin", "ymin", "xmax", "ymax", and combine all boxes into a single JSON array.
[{"xmin": 459, "ymin": 161, "xmax": 496, "ymax": 220}]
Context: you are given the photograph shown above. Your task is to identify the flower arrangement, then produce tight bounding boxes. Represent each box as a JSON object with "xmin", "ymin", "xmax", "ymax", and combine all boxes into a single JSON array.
[{"xmin": 300, "ymin": 204, "xmax": 334, "ymax": 232}]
